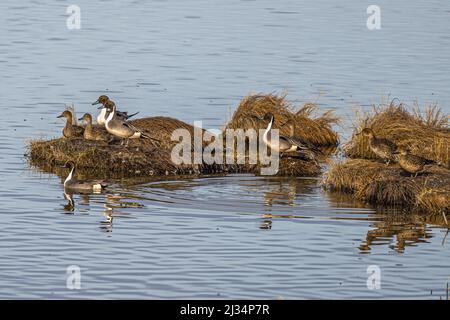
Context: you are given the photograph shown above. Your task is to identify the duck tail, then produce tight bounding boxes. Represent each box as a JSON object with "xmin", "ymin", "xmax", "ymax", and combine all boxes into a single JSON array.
[
  {"xmin": 428, "ymin": 159, "xmax": 443, "ymax": 166},
  {"xmin": 141, "ymin": 131, "xmax": 160, "ymax": 142},
  {"xmin": 126, "ymin": 111, "xmax": 139, "ymax": 119}
]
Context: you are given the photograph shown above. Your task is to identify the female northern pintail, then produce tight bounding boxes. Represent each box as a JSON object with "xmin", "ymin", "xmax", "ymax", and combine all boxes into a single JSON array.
[
  {"xmin": 63, "ymin": 161, "xmax": 107, "ymax": 193},
  {"xmin": 78, "ymin": 113, "xmax": 112, "ymax": 142},
  {"xmin": 104, "ymin": 100, "xmax": 158, "ymax": 145},
  {"xmin": 92, "ymin": 95, "xmax": 139, "ymax": 126},
  {"xmin": 356, "ymin": 128, "xmax": 398, "ymax": 165},
  {"xmin": 256, "ymin": 113, "xmax": 319, "ymax": 159},
  {"xmin": 57, "ymin": 110, "xmax": 84, "ymax": 138},
  {"xmin": 397, "ymin": 147, "xmax": 439, "ymax": 177}
]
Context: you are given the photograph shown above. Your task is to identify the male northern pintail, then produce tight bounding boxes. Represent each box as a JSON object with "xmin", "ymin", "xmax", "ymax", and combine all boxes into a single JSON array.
[
  {"xmin": 78, "ymin": 113, "xmax": 112, "ymax": 142},
  {"xmin": 397, "ymin": 147, "xmax": 439, "ymax": 177},
  {"xmin": 104, "ymin": 100, "xmax": 158, "ymax": 145},
  {"xmin": 356, "ymin": 128, "xmax": 398, "ymax": 165},
  {"xmin": 92, "ymin": 95, "xmax": 139, "ymax": 126},
  {"xmin": 63, "ymin": 161, "xmax": 107, "ymax": 193},
  {"xmin": 57, "ymin": 110, "xmax": 84, "ymax": 138},
  {"xmin": 256, "ymin": 113, "xmax": 319, "ymax": 159}
]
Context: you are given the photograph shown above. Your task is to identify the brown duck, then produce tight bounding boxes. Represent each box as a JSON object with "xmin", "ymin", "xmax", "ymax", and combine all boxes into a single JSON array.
[
  {"xmin": 398, "ymin": 147, "xmax": 438, "ymax": 177},
  {"xmin": 357, "ymin": 128, "xmax": 398, "ymax": 164},
  {"xmin": 78, "ymin": 113, "xmax": 112, "ymax": 141},
  {"xmin": 57, "ymin": 110, "xmax": 84, "ymax": 138}
]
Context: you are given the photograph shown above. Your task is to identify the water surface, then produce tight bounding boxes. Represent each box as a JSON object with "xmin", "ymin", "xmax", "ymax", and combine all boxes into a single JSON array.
[{"xmin": 0, "ymin": 0, "xmax": 449, "ymax": 299}]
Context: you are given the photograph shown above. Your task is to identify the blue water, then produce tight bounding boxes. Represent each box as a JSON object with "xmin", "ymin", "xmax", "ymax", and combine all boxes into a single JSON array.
[{"xmin": 0, "ymin": 0, "xmax": 449, "ymax": 299}]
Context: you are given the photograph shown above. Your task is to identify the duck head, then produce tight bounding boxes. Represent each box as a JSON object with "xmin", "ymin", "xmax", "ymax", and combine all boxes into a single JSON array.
[
  {"xmin": 62, "ymin": 161, "xmax": 76, "ymax": 170},
  {"xmin": 92, "ymin": 95, "xmax": 110, "ymax": 106},
  {"xmin": 57, "ymin": 110, "xmax": 73, "ymax": 121},
  {"xmin": 104, "ymin": 100, "xmax": 116, "ymax": 112},
  {"xmin": 262, "ymin": 113, "xmax": 275, "ymax": 122},
  {"xmin": 252, "ymin": 112, "xmax": 274, "ymax": 123},
  {"xmin": 78, "ymin": 113, "xmax": 93, "ymax": 124}
]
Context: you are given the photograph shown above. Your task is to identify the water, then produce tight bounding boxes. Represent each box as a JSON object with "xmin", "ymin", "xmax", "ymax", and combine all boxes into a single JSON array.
[{"xmin": 0, "ymin": 0, "xmax": 449, "ymax": 299}]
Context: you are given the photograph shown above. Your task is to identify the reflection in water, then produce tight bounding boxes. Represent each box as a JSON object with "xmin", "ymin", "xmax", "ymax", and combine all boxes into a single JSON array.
[
  {"xmin": 63, "ymin": 192, "xmax": 74, "ymax": 212},
  {"xmin": 61, "ymin": 190, "xmax": 141, "ymax": 232},
  {"xmin": 89, "ymin": 176, "xmax": 449, "ymax": 254},
  {"xmin": 59, "ymin": 174, "xmax": 448, "ymax": 254},
  {"xmin": 100, "ymin": 209, "xmax": 113, "ymax": 233},
  {"xmin": 45, "ymin": 172, "xmax": 450, "ymax": 298},
  {"xmin": 259, "ymin": 219, "xmax": 272, "ymax": 230},
  {"xmin": 359, "ymin": 220, "xmax": 431, "ymax": 253}
]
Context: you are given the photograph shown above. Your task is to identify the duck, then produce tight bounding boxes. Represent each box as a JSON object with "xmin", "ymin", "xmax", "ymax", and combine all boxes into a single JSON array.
[
  {"xmin": 78, "ymin": 113, "xmax": 113, "ymax": 142},
  {"xmin": 356, "ymin": 128, "xmax": 398, "ymax": 165},
  {"xmin": 92, "ymin": 95, "xmax": 139, "ymax": 126},
  {"xmin": 257, "ymin": 113, "xmax": 320, "ymax": 160},
  {"xmin": 397, "ymin": 147, "xmax": 439, "ymax": 177},
  {"xmin": 57, "ymin": 110, "xmax": 84, "ymax": 138},
  {"xmin": 62, "ymin": 161, "xmax": 107, "ymax": 193},
  {"xmin": 104, "ymin": 100, "xmax": 159, "ymax": 145}
]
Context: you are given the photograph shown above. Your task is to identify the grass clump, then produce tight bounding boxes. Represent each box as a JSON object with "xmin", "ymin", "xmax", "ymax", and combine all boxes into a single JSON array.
[
  {"xmin": 324, "ymin": 159, "xmax": 450, "ymax": 214},
  {"xmin": 344, "ymin": 100, "xmax": 450, "ymax": 167},
  {"xmin": 224, "ymin": 93, "xmax": 339, "ymax": 147}
]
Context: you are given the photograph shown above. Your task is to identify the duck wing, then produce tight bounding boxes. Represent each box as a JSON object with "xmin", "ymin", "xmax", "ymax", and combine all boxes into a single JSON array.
[
  {"xmin": 409, "ymin": 154, "xmax": 438, "ymax": 166},
  {"xmin": 282, "ymin": 135, "xmax": 321, "ymax": 153},
  {"xmin": 116, "ymin": 111, "xmax": 139, "ymax": 120},
  {"xmin": 74, "ymin": 125, "xmax": 85, "ymax": 136},
  {"xmin": 377, "ymin": 138, "xmax": 398, "ymax": 153},
  {"xmin": 122, "ymin": 122, "xmax": 160, "ymax": 142}
]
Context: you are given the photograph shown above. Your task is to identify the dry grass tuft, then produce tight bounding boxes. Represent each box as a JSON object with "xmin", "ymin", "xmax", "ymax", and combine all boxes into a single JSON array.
[
  {"xmin": 324, "ymin": 159, "xmax": 450, "ymax": 214},
  {"xmin": 225, "ymin": 93, "xmax": 339, "ymax": 147},
  {"xmin": 344, "ymin": 101, "xmax": 450, "ymax": 167},
  {"xmin": 28, "ymin": 112, "xmax": 322, "ymax": 178}
]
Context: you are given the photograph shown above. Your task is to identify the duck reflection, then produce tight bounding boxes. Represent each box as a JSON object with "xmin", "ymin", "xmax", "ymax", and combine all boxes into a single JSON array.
[
  {"xmin": 99, "ymin": 207, "xmax": 113, "ymax": 233},
  {"xmin": 60, "ymin": 189, "xmax": 141, "ymax": 233},
  {"xmin": 63, "ymin": 191, "xmax": 75, "ymax": 212},
  {"xmin": 359, "ymin": 219, "xmax": 431, "ymax": 253},
  {"xmin": 261, "ymin": 177, "xmax": 317, "ymax": 207}
]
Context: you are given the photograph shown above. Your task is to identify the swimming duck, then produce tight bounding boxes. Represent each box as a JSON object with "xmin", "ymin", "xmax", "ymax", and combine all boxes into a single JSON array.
[
  {"xmin": 92, "ymin": 95, "xmax": 139, "ymax": 126},
  {"xmin": 104, "ymin": 100, "xmax": 158, "ymax": 145},
  {"xmin": 257, "ymin": 113, "xmax": 319, "ymax": 160},
  {"xmin": 357, "ymin": 128, "xmax": 398, "ymax": 165},
  {"xmin": 57, "ymin": 110, "xmax": 84, "ymax": 138},
  {"xmin": 62, "ymin": 161, "xmax": 107, "ymax": 193},
  {"xmin": 397, "ymin": 147, "xmax": 438, "ymax": 177},
  {"xmin": 78, "ymin": 113, "xmax": 112, "ymax": 142}
]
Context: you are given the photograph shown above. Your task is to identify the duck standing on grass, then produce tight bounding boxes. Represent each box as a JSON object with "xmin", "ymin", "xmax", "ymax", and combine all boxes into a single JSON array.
[
  {"xmin": 356, "ymin": 128, "xmax": 398, "ymax": 165},
  {"xmin": 103, "ymin": 100, "xmax": 159, "ymax": 146},
  {"xmin": 397, "ymin": 147, "xmax": 440, "ymax": 177},
  {"xmin": 78, "ymin": 113, "xmax": 113, "ymax": 142},
  {"xmin": 92, "ymin": 95, "xmax": 139, "ymax": 126},
  {"xmin": 62, "ymin": 161, "xmax": 107, "ymax": 194},
  {"xmin": 57, "ymin": 110, "xmax": 84, "ymax": 138},
  {"xmin": 255, "ymin": 113, "xmax": 320, "ymax": 161}
]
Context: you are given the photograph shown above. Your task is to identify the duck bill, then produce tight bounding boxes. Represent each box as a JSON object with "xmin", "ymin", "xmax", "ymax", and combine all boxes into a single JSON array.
[
  {"xmin": 97, "ymin": 105, "xmax": 104, "ymax": 110},
  {"xmin": 92, "ymin": 100, "xmax": 100, "ymax": 105},
  {"xmin": 57, "ymin": 114, "xmax": 64, "ymax": 118}
]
